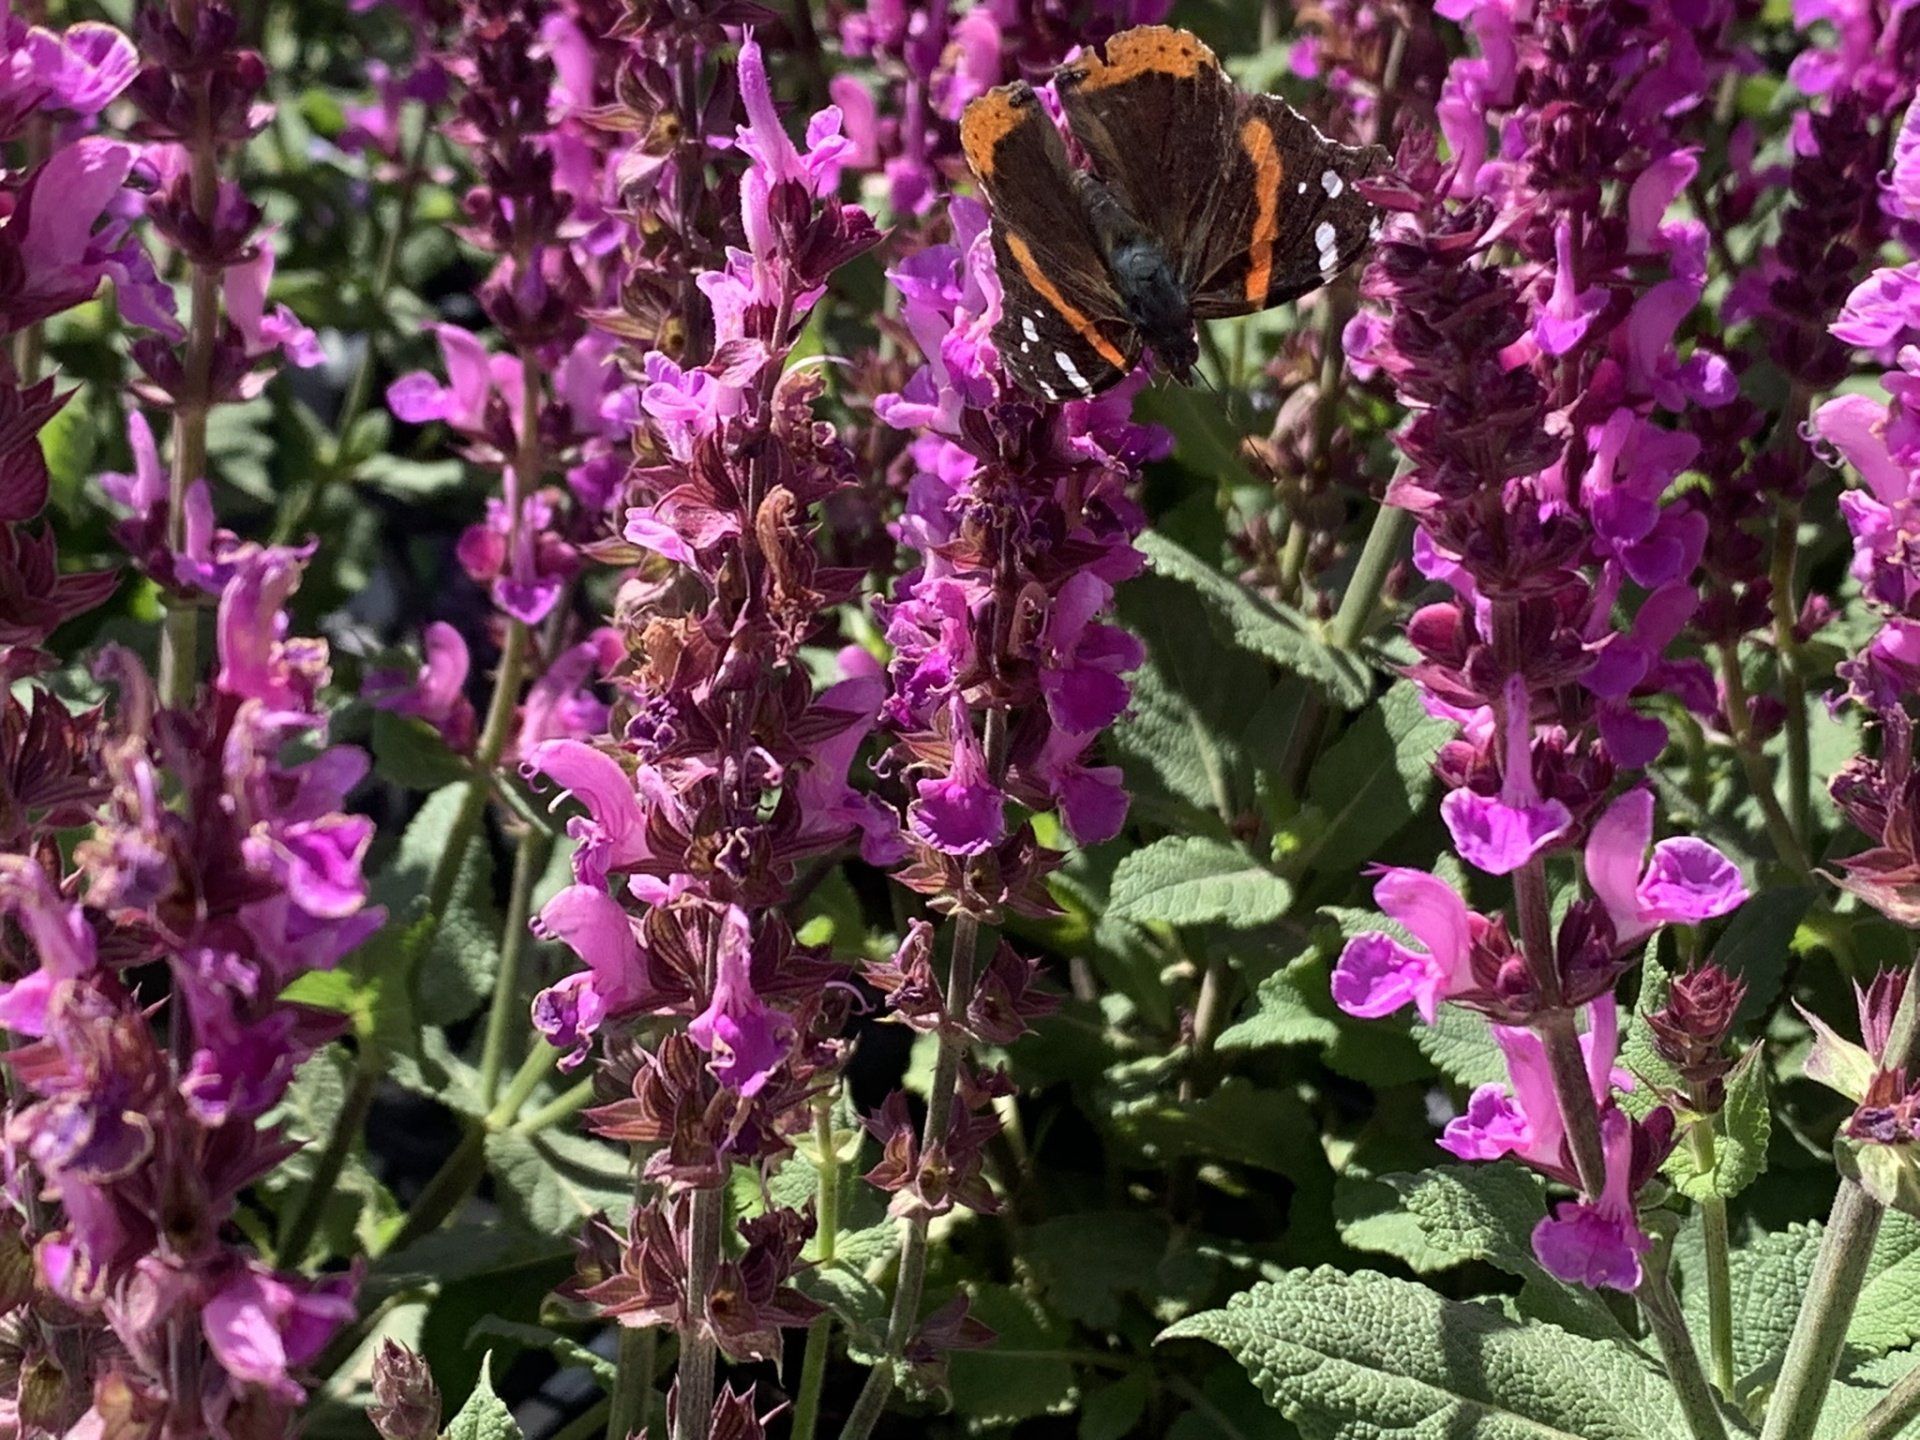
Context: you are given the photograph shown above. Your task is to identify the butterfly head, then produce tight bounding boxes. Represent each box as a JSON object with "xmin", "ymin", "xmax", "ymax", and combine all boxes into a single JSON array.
[{"xmin": 1152, "ymin": 331, "xmax": 1199, "ymax": 386}]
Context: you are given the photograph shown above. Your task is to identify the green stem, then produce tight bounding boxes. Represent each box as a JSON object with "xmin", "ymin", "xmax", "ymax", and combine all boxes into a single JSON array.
[
  {"xmin": 509, "ymin": 1074, "xmax": 591, "ymax": 1135},
  {"xmin": 792, "ymin": 1096, "xmax": 842, "ymax": 1440},
  {"xmin": 157, "ymin": 156, "xmax": 223, "ymax": 711},
  {"xmin": 1841, "ymin": 1353, "xmax": 1920, "ymax": 1440},
  {"xmin": 1769, "ymin": 494, "xmax": 1812, "ymax": 847},
  {"xmin": 1688, "ymin": 1105, "xmax": 1737, "ymax": 1399},
  {"xmin": 1762, "ymin": 975, "xmax": 1920, "ymax": 1440},
  {"xmin": 605, "ymin": 1326, "xmax": 655, "ymax": 1440},
  {"xmin": 377, "ymin": 1123, "xmax": 488, "ymax": 1258},
  {"xmin": 1327, "ymin": 501, "xmax": 1412, "ymax": 652},
  {"xmin": 840, "ymin": 709, "xmax": 1009, "ymax": 1440},
  {"xmin": 673, "ymin": 1185, "xmax": 725, "ymax": 1435},
  {"xmin": 1715, "ymin": 643, "xmax": 1812, "ymax": 879},
  {"xmin": 480, "ymin": 828, "xmax": 554, "ymax": 1110},
  {"xmin": 1640, "ymin": 1240, "xmax": 1732, "ymax": 1440}
]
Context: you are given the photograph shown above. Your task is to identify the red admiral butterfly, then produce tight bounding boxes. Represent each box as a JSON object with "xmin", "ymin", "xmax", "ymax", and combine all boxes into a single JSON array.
[{"xmin": 960, "ymin": 26, "xmax": 1388, "ymax": 402}]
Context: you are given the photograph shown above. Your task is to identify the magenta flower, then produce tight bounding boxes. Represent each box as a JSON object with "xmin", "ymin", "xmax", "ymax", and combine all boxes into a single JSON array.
[
  {"xmin": 1, "ymin": 138, "xmax": 136, "ymax": 337},
  {"xmin": 687, "ymin": 906, "xmax": 794, "ymax": 1098},
  {"xmin": 1531, "ymin": 1108, "xmax": 1653, "ymax": 1292},
  {"xmin": 1585, "ymin": 788, "xmax": 1748, "ymax": 947},
  {"xmin": 364, "ymin": 621, "xmax": 476, "ymax": 752},
  {"xmin": 1332, "ymin": 868, "xmax": 1475, "ymax": 1023},
  {"xmin": 525, "ymin": 740, "xmax": 659, "ymax": 886},
  {"xmin": 204, "ymin": 1267, "xmax": 358, "ymax": 1403},
  {"xmin": 909, "ymin": 703, "xmax": 1006, "ymax": 857},
  {"xmin": 224, "ymin": 243, "xmax": 325, "ymax": 369},
  {"xmin": 1439, "ymin": 681, "xmax": 1574, "ymax": 876},
  {"xmin": 1439, "ymin": 997, "xmax": 1620, "ymax": 1173},
  {"xmin": 531, "ymin": 885, "xmax": 663, "ymax": 1067}
]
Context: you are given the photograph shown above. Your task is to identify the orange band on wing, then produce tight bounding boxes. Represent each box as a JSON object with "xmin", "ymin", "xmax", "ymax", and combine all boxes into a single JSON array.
[
  {"xmin": 1004, "ymin": 231, "xmax": 1129, "ymax": 372},
  {"xmin": 1072, "ymin": 26, "xmax": 1216, "ymax": 90},
  {"xmin": 1239, "ymin": 116, "xmax": 1282, "ymax": 303},
  {"xmin": 961, "ymin": 86, "xmax": 1027, "ymax": 179}
]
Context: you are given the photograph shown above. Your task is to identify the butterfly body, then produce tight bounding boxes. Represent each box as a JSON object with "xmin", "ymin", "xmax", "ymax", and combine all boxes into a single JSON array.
[
  {"xmin": 1073, "ymin": 172, "xmax": 1200, "ymax": 383},
  {"xmin": 960, "ymin": 26, "xmax": 1387, "ymax": 401}
]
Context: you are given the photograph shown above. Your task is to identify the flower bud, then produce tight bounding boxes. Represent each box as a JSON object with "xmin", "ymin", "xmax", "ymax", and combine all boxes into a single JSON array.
[
  {"xmin": 1646, "ymin": 962, "xmax": 1747, "ymax": 1103},
  {"xmin": 369, "ymin": 1340, "xmax": 441, "ymax": 1440}
]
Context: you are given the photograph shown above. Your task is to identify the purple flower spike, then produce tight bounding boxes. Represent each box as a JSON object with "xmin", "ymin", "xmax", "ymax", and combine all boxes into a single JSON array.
[{"xmin": 1531, "ymin": 1109, "xmax": 1651, "ymax": 1292}]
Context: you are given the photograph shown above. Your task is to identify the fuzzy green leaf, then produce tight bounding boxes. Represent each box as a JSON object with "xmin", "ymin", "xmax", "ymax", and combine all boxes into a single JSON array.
[
  {"xmin": 1161, "ymin": 1268, "xmax": 1686, "ymax": 1440},
  {"xmin": 1293, "ymin": 682, "xmax": 1448, "ymax": 882},
  {"xmin": 485, "ymin": 1130, "xmax": 633, "ymax": 1236},
  {"xmin": 1137, "ymin": 531, "xmax": 1371, "ymax": 707},
  {"xmin": 1108, "ymin": 836, "xmax": 1293, "ymax": 928},
  {"xmin": 1668, "ymin": 1049, "xmax": 1769, "ymax": 1201},
  {"xmin": 444, "ymin": 1355, "xmax": 523, "ymax": 1440},
  {"xmin": 946, "ymin": 1285, "xmax": 1078, "ymax": 1426}
]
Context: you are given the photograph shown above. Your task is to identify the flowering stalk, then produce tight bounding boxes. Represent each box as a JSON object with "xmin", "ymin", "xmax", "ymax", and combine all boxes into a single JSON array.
[
  {"xmin": 834, "ymin": 128, "xmax": 1162, "ymax": 1422},
  {"xmin": 518, "ymin": 31, "xmax": 883, "ymax": 1439},
  {"xmin": 1764, "ymin": 106, "xmax": 1920, "ymax": 1438}
]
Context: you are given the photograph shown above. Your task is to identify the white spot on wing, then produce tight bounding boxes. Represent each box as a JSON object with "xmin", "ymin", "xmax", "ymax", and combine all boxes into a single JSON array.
[
  {"xmin": 1021, "ymin": 316, "xmax": 1039, "ymax": 344},
  {"xmin": 1054, "ymin": 348, "xmax": 1092, "ymax": 396},
  {"xmin": 1368, "ymin": 216, "xmax": 1383, "ymax": 241},
  {"xmin": 1315, "ymin": 220, "xmax": 1339, "ymax": 278},
  {"xmin": 1297, "ymin": 181, "xmax": 1308, "ymax": 194},
  {"xmin": 1321, "ymin": 170, "xmax": 1344, "ymax": 198}
]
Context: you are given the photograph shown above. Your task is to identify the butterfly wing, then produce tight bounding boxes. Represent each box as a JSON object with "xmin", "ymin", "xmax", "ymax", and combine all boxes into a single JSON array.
[
  {"xmin": 960, "ymin": 82, "xmax": 1142, "ymax": 400},
  {"xmin": 1053, "ymin": 27, "xmax": 1237, "ymax": 276},
  {"xmin": 1185, "ymin": 93, "xmax": 1388, "ymax": 320}
]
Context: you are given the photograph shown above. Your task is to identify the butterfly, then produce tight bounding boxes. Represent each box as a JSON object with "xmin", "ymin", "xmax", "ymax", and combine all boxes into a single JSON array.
[{"xmin": 959, "ymin": 25, "xmax": 1389, "ymax": 402}]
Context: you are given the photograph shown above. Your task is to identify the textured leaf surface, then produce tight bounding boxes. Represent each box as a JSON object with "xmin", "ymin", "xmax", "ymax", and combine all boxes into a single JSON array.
[
  {"xmin": 1162, "ymin": 1268, "xmax": 1686, "ymax": 1440},
  {"xmin": 1413, "ymin": 1003, "xmax": 1507, "ymax": 1089},
  {"xmin": 946, "ymin": 1284, "xmax": 1077, "ymax": 1425},
  {"xmin": 1668, "ymin": 1049, "xmax": 1769, "ymax": 1201},
  {"xmin": 486, "ymin": 1130, "xmax": 633, "ymax": 1236},
  {"xmin": 445, "ymin": 1355, "xmax": 523, "ymax": 1440},
  {"xmin": 1295, "ymin": 682, "xmax": 1447, "ymax": 881},
  {"xmin": 1108, "ymin": 836, "xmax": 1293, "ymax": 928},
  {"xmin": 1138, "ymin": 531, "xmax": 1370, "ymax": 706},
  {"xmin": 1217, "ymin": 964, "xmax": 1340, "ymax": 1052}
]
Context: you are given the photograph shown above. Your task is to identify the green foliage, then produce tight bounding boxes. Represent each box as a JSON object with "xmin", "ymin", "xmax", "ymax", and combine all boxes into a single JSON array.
[
  {"xmin": 443, "ymin": 1356, "xmax": 525, "ymax": 1440},
  {"xmin": 1135, "ymin": 531, "xmax": 1371, "ymax": 707},
  {"xmin": 1163, "ymin": 1268, "xmax": 1687, "ymax": 1440},
  {"xmin": 1107, "ymin": 835, "xmax": 1295, "ymax": 927}
]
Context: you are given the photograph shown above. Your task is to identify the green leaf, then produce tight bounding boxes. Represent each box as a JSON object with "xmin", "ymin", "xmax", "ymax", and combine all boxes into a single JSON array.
[
  {"xmin": 1292, "ymin": 683, "xmax": 1448, "ymax": 882},
  {"xmin": 1332, "ymin": 1175, "xmax": 1461, "ymax": 1275},
  {"xmin": 1413, "ymin": 1003, "xmax": 1507, "ymax": 1089},
  {"xmin": 1161, "ymin": 1268, "xmax": 1686, "ymax": 1440},
  {"xmin": 1217, "ymin": 964, "xmax": 1340, "ymax": 1053},
  {"xmin": 946, "ymin": 1285, "xmax": 1078, "ymax": 1427},
  {"xmin": 1137, "ymin": 531, "xmax": 1370, "ymax": 707},
  {"xmin": 1114, "ymin": 573, "xmax": 1274, "ymax": 825},
  {"xmin": 1115, "ymin": 1078, "xmax": 1321, "ymax": 1176},
  {"xmin": 1383, "ymin": 1164, "xmax": 1633, "ymax": 1344},
  {"xmin": 1667, "ymin": 1048, "xmax": 1769, "ymax": 1201},
  {"xmin": 371, "ymin": 711, "xmax": 473, "ymax": 791},
  {"xmin": 1693, "ymin": 1215, "xmax": 1920, "ymax": 1395},
  {"xmin": 467, "ymin": 1318, "xmax": 616, "ymax": 1387},
  {"xmin": 1021, "ymin": 1213, "xmax": 1168, "ymax": 1329},
  {"xmin": 1080, "ymin": 1372, "xmax": 1151, "ymax": 1440},
  {"xmin": 485, "ymin": 1130, "xmax": 633, "ymax": 1236},
  {"xmin": 1386, "ymin": 1162, "xmax": 1548, "ymax": 1269},
  {"xmin": 1716, "ymin": 886, "xmax": 1814, "ymax": 1027},
  {"xmin": 1107, "ymin": 836, "xmax": 1293, "ymax": 928},
  {"xmin": 444, "ymin": 1354, "xmax": 523, "ymax": 1440}
]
